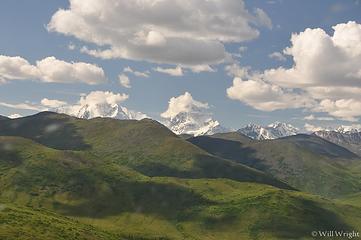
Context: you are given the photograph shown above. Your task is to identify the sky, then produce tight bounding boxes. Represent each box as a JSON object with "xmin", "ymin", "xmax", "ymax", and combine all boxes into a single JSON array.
[{"xmin": 0, "ymin": 0, "xmax": 361, "ymax": 131}]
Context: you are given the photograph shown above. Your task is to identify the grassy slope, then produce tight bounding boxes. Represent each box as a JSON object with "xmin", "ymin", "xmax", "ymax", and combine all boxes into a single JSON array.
[
  {"xmin": 0, "ymin": 203, "xmax": 121, "ymax": 240},
  {"xmin": 1, "ymin": 114, "xmax": 361, "ymax": 239},
  {"xmin": 0, "ymin": 135, "xmax": 360, "ymax": 239},
  {"xmin": 189, "ymin": 134, "xmax": 361, "ymax": 198},
  {"xmin": 0, "ymin": 112, "xmax": 290, "ymax": 190}
]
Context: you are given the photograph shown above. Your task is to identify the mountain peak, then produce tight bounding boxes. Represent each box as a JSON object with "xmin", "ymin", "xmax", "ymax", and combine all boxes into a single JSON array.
[
  {"xmin": 163, "ymin": 111, "xmax": 228, "ymax": 136},
  {"xmin": 238, "ymin": 122, "xmax": 299, "ymax": 140},
  {"xmin": 56, "ymin": 102, "xmax": 147, "ymax": 120},
  {"xmin": 335, "ymin": 125, "xmax": 361, "ymax": 134}
]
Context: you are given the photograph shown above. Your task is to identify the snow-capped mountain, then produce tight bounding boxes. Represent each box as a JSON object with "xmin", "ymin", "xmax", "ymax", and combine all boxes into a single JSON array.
[
  {"xmin": 162, "ymin": 111, "xmax": 228, "ymax": 136},
  {"xmin": 313, "ymin": 126, "xmax": 361, "ymax": 155},
  {"xmin": 238, "ymin": 122, "xmax": 299, "ymax": 140},
  {"xmin": 56, "ymin": 102, "xmax": 147, "ymax": 120}
]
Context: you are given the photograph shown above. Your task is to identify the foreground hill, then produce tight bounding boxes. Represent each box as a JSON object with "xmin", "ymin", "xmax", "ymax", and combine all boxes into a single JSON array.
[
  {"xmin": 0, "ymin": 203, "xmax": 120, "ymax": 240},
  {"xmin": 0, "ymin": 137, "xmax": 360, "ymax": 240},
  {"xmin": 189, "ymin": 133, "xmax": 361, "ymax": 198},
  {"xmin": 0, "ymin": 112, "xmax": 289, "ymax": 189},
  {"xmin": 1, "ymin": 112, "xmax": 361, "ymax": 239}
]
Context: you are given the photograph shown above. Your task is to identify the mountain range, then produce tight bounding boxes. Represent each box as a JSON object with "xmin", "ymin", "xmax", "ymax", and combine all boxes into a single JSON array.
[
  {"xmin": 0, "ymin": 112, "xmax": 361, "ymax": 239},
  {"xmin": 314, "ymin": 127, "xmax": 361, "ymax": 156},
  {"xmin": 12, "ymin": 103, "xmax": 361, "ymax": 153},
  {"xmin": 238, "ymin": 122, "xmax": 299, "ymax": 140},
  {"xmin": 56, "ymin": 101, "xmax": 147, "ymax": 120},
  {"xmin": 19, "ymin": 102, "xmax": 361, "ymax": 157}
]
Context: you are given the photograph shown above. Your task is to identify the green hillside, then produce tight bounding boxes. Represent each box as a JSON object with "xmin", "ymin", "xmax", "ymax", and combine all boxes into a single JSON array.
[
  {"xmin": 211, "ymin": 132, "xmax": 253, "ymax": 144},
  {"xmin": 1, "ymin": 113, "xmax": 361, "ymax": 239},
  {"xmin": 338, "ymin": 192, "xmax": 361, "ymax": 208},
  {"xmin": 189, "ymin": 134, "xmax": 361, "ymax": 198},
  {"xmin": 0, "ymin": 112, "xmax": 290, "ymax": 189},
  {"xmin": 0, "ymin": 203, "xmax": 120, "ymax": 240}
]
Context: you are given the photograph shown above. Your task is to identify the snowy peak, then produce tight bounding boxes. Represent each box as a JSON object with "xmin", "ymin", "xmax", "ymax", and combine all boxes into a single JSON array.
[
  {"xmin": 56, "ymin": 102, "xmax": 147, "ymax": 120},
  {"xmin": 313, "ymin": 126, "xmax": 361, "ymax": 156},
  {"xmin": 335, "ymin": 125, "xmax": 361, "ymax": 134},
  {"xmin": 238, "ymin": 122, "xmax": 299, "ymax": 140},
  {"xmin": 163, "ymin": 111, "xmax": 228, "ymax": 137},
  {"xmin": 267, "ymin": 122, "xmax": 299, "ymax": 138}
]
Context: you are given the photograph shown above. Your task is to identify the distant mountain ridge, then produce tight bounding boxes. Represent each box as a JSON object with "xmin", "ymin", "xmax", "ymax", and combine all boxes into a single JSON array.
[
  {"xmin": 238, "ymin": 122, "xmax": 299, "ymax": 140},
  {"xmin": 161, "ymin": 109, "xmax": 229, "ymax": 136},
  {"xmin": 56, "ymin": 102, "xmax": 147, "ymax": 120},
  {"xmin": 314, "ymin": 126, "xmax": 361, "ymax": 156}
]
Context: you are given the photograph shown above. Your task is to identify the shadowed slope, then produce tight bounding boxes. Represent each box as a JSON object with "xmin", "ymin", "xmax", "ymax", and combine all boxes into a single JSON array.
[
  {"xmin": 189, "ymin": 134, "xmax": 361, "ymax": 198},
  {"xmin": 0, "ymin": 112, "xmax": 291, "ymax": 190}
]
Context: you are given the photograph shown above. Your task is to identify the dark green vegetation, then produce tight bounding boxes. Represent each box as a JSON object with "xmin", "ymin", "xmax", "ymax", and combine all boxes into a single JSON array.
[
  {"xmin": 0, "ymin": 113, "xmax": 360, "ymax": 239},
  {"xmin": 189, "ymin": 133, "xmax": 361, "ymax": 198}
]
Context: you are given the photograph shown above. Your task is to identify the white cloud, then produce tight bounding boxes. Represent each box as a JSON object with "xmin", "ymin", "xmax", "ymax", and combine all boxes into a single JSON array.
[
  {"xmin": 56, "ymin": 91, "xmax": 147, "ymax": 120},
  {"xmin": 41, "ymin": 98, "xmax": 67, "ymax": 108},
  {"xmin": 68, "ymin": 43, "xmax": 76, "ymax": 50},
  {"xmin": 189, "ymin": 65, "xmax": 215, "ymax": 73},
  {"xmin": 0, "ymin": 55, "xmax": 40, "ymax": 82},
  {"xmin": 316, "ymin": 99, "xmax": 361, "ymax": 122},
  {"xmin": 123, "ymin": 66, "xmax": 149, "ymax": 78},
  {"xmin": 227, "ymin": 77, "xmax": 312, "ymax": 111},
  {"xmin": 8, "ymin": 114, "xmax": 23, "ymax": 119},
  {"xmin": 227, "ymin": 22, "xmax": 361, "ymax": 121},
  {"xmin": 304, "ymin": 114, "xmax": 334, "ymax": 121},
  {"xmin": 0, "ymin": 55, "xmax": 106, "ymax": 85},
  {"xmin": 118, "ymin": 74, "xmax": 131, "ymax": 88},
  {"xmin": 79, "ymin": 91, "xmax": 129, "ymax": 107},
  {"xmin": 36, "ymin": 57, "xmax": 106, "ymax": 84},
  {"xmin": 154, "ymin": 66, "xmax": 183, "ymax": 76},
  {"xmin": 268, "ymin": 51, "xmax": 286, "ymax": 61},
  {"xmin": 266, "ymin": 21, "xmax": 361, "ymax": 89},
  {"xmin": 225, "ymin": 63, "xmax": 250, "ymax": 78},
  {"xmin": 161, "ymin": 92, "xmax": 209, "ymax": 119},
  {"xmin": 254, "ymin": 8, "xmax": 273, "ymax": 29},
  {"xmin": 304, "ymin": 123, "xmax": 326, "ymax": 132},
  {"xmin": 48, "ymin": 0, "xmax": 271, "ymax": 66},
  {"xmin": 0, "ymin": 101, "xmax": 44, "ymax": 111}
]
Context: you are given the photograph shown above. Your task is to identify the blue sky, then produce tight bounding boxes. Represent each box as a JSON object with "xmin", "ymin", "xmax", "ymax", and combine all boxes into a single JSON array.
[{"xmin": 0, "ymin": 0, "xmax": 361, "ymax": 130}]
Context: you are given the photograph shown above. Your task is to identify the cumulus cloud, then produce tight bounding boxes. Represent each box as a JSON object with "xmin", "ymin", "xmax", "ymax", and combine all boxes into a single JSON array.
[
  {"xmin": 154, "ymin": 66, "xmax": 183, "ymax": 77},
  {"xmin": 78, "ymin": 91, "xmax": 129, "ymax": 106},
  {"xmin": 227, "ymin": 21, "xmax": 361, "ymax": 121},
  {"xmin": 161, "ymin": 92, "xmax": 209, "ymax": 119},
  {"xmin": 118, "ymin": 74, "xmax": 131, "ymax": 88},
  {"xmin": 0, "ymin": 55, "xmax": 40, "ymax": 82},
  {"xmin": 56, "ymin": 91, "xmax": 147, "ymax": 120},
  {"xmin": 41, "ymin": 98, "xmax": 67, "ymax": 108},
  {"xmin": 48, "ymin": 0, "xmax": 271, "ymax": 67},
  {"xmin": 316, "ymin": 99, "xmax": 361, "ymax": 122},
  {"xmin": 227, "ymin": 77, "xmax": 313, "ymax": 111},
  {"xmin": 0, "ymin": 55, "xmax": 106, "ymax": 85}
]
